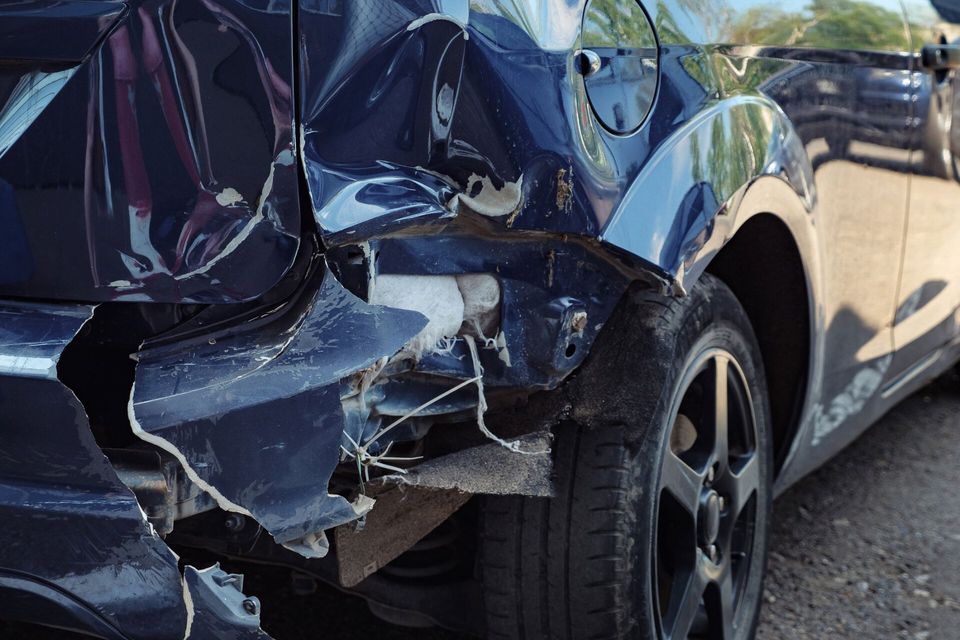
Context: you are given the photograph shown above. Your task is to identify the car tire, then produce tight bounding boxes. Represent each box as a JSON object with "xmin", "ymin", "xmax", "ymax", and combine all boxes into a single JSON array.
[{"xmin": 479, "ymin": 273, "xmax": 773, "ymax": 640}]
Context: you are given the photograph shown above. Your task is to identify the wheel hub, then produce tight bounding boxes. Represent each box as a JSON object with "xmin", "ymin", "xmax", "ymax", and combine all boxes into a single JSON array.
[{"xmin": 698, "ymin": 489, "xmax": 721, "ymax": 547}]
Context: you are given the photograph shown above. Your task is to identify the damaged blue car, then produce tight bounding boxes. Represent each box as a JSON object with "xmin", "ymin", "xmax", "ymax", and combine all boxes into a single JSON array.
[{"xmin": 3, "ymin": 0, "xmax": 960, "ymax": 638}]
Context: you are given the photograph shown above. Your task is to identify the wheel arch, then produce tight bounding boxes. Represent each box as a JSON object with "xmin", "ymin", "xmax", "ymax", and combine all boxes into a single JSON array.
[
  {"xmin": 700, "ymin": 174, "xmax": 826, "ymax": 486},
  {"xmin": 596, "ymin": 91, "xmax": 825, "ymax": 484},
  {"xmin": 704, "ymin": 209, "xmax": 815, "ymax": 478}
]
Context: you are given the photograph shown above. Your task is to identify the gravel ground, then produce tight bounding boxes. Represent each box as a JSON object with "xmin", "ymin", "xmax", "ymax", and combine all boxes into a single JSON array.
[
  {"xmin": 4, "ymin": 375, "xmax": 959, "ymax": 639},
  {"xmin": 756, "ymin": 373, "xmax": 960, "ymax": 640}
]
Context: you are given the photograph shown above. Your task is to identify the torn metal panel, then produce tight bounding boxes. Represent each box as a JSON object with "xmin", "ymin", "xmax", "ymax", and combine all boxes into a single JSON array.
[
  {"xmin": 130, "ymin": 267, "xmax": 428, "ymax": 554},
  {"xmin": 183, "ymin": 565, "xmax": 272, "ymax": 639},
  {"xmin": 0, "ymin": 302, "xmax": 189, "ymax": 639}
]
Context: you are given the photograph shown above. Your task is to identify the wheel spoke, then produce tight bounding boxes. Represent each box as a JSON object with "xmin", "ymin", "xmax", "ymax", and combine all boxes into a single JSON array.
[
  {"xmin": 715, "ymin": 565, "xmax": 737, "ymax": 639},
  {"xmin": 662, "ymin": 450, "xmax": 705, "ymax": 516},
  {"xmin": 711, "ymin": 355, "xmax": 729, "ymax": 474},
  {"xmin": 723, "ymin": 452, "xmax": 759, "ymax": 521},
  {"xmin": 664, "ymin": 551, "xmax": 708, "ymax": 640}
]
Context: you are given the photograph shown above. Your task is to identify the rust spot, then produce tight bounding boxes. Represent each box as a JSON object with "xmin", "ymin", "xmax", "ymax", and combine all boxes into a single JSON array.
[
  {"xmin": 570, "ymin": 310, "xmax": 588, "ymax": 334},
  {"xmin": 555, "ymin": 167, "xmax": 574, "ymax": 214}
]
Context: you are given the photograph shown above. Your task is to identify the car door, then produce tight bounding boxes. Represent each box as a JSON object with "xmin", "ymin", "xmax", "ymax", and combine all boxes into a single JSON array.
[
  {"xmin": 888, "ymin": 0, "xmax": 960, "ymax": 387},
  {"xmin": 741, "ymin": 0, "xmax": 914, "ymax": 455}
]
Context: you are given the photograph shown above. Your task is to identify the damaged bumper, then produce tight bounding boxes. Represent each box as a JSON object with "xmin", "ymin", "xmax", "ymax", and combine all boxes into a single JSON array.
[
  {"xmin": 0, "ymin": 1, "xmax": 672, "ymax": 636},
  {"xmin": 0, "ymin": 303, "xmax": 269, "ymax": 638},
  {"xmin": 0, "ymin": 232, "xmax": 629, "ymax": 636}
]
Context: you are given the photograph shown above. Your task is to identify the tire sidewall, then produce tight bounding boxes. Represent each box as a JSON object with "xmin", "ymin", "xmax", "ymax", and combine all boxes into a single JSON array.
[{"xmin": 627, "ymin": 282, "xmax": 773, "ymax": 640}]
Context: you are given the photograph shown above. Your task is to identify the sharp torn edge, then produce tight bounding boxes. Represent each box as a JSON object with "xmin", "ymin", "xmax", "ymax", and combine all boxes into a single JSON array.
[
  {"xmin": 361, "ymin": 241, "xmax": 377, "ymax": 301},
  {"xmin": 129, "ymin": 380, "xmax": 368, "ymax": 559},
  {"xmin": 182, "ymin": 575, "xmax": 195, "ymax": 640},
  {"xmin": 407, "ymin": 12, "xmax": 469, "ymax": 38},
  {"xmin": 126, "ymin": 384, "xmax": 255, "ymax": 519},
  {"xmin": 447, "ymin": 174, "xmax": 524, "ymax": 218},
  {"xmin": 55, "ymin": 310, "xmax": 266, "ymax": 638},
  {"xmin": 70, "ymin": 310, "xmax": 194, "ymax": 638}
]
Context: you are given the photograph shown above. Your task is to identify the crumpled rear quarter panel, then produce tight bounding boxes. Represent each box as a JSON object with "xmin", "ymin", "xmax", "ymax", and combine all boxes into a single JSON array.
[{"xmin": 0, "ymin": 0, "xmax": 301, "ymax": 303}]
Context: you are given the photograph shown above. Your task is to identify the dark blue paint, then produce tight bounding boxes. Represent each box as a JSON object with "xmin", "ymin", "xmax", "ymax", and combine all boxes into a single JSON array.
[
  {"xmin": 3, "ymin": 0, "xmax": 960, "ymax": 635},
  {"xmin": 131, "ymin": 268, "xmax": 426, "ymax": 551},
  {"xmin": 0, "ymin": 0, "xmax": 301, "ymax": 303},
  {"xmin": 0, "ymin": 1, "xmax": 125, "ymax": 63},
  {"xmin": 0, "ymin": 302, "xmax": 189, "ymax": 638}
]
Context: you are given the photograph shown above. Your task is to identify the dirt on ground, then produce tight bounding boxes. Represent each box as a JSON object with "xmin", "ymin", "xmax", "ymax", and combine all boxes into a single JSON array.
[
  {"xmin": 3, "ymin": 375, "xmax": 959, "ymax": 639},
  {"xmin": 756, "ymin": 373, "xmax": 960, "ymax": 640}
]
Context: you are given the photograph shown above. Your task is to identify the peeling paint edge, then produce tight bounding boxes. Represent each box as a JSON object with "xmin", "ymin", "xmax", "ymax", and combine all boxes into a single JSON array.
[
  {"xmin": 447, "ymin": 173, "xmax": 524, "ymax": 218},
  {"xmin": 173, "ymin": 145, "xmax": 294, "ymax": 282},
  {"xmin": 61, "ymin": 307, "xmax": 195, "ymax": 639},
  {"xmin": 406, "ymin": 13, "xmax": 469, "ymax": 38},
  {"xmin": 182, "ymin": 575, "xmax": 195, "ymax": 640},
  {"xmin": 126, "ymin": 383, "xmax": 254, "ymax": 519}
]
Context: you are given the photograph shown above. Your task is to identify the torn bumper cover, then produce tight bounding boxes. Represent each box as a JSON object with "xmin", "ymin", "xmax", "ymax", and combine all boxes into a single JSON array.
[
  {"xmin": 0, "ymin": 303, "xmax": 271, "ymax": 638},
  {"xmin": 130, "ymin": 268, "xmax": 427, "ymax": 556},
  {"xmin": 0, "ymin": 1, "xmax": 662, "ymax": 634},
  {"xmin": 127, "ymin": 234, "xmax": 623, "ymax": 558}
]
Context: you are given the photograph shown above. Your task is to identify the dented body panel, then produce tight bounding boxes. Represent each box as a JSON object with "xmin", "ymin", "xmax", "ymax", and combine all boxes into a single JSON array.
[
  {"xmin": 3, "ymin": 0, "xmax": 960, "ymax": 636},
  {"xmin": 131, "ymin": 268, "xmax": 426, "ymax": 554},
  {"xmin": 0, "ymin": 303, "xmax": 188, "ymax": 637},
  {"xmin": 0, "ymin": 0, "xmax": 301, "ymax": 303}
]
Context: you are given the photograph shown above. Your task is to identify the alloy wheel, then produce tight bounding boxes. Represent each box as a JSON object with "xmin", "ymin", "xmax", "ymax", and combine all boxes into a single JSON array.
[{"xmin": 654, "ymin": 348, "xmax": 762, "ymax": 640}]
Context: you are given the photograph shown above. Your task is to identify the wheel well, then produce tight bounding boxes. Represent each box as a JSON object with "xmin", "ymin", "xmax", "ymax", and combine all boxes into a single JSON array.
[{"xmin": 705, "ymin": 214, "xmax": 810, "ymax": 475}]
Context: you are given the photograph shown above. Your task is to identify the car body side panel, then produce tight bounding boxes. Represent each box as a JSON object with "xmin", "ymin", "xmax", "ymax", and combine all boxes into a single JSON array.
[
  {"xmin": 0, "ymin": 302, "xmax": 190, "ymax": 639},
  {"xmin": 0, "ymin": 0, "xmax": 301, "ymax": 303},
  {"xmin": 888, "ymin": 3, "xmax": 960, "ymax": 386},
  {"xmin": 296, "ymin": 0, "xmax": 917, "ymax": 487},
  {"xmin": 629, "ymin": 0, "xmax": 916, "ymax": 487},
  {"xmin": 0, "ymin": 0, "xmax": 950, "ymax": 631},
  {"xmin": 0, "ymin": 1, "xmax": 126, "ymax": 64}
]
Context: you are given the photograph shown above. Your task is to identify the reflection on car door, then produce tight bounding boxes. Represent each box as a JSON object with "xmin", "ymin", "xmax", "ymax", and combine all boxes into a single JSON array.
[
  {"xmin": 888, "ymin": 1, "xmax": 960, "ymax": 388},
  {"xmin": 742, "ymin": 0, "xmax": 913, "ymax": 456}
]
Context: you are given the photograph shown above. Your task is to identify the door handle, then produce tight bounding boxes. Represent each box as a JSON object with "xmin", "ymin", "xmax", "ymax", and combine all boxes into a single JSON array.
[{"xmin": 921, "ymin": 43, "xmax": 960, "ymax": 71}]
